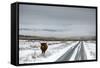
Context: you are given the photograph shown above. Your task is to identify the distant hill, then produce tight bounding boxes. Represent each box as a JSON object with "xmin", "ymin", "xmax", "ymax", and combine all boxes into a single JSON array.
[{"xmin": 19, "ymin": 35, "xmax": 96, "ymax": 41}]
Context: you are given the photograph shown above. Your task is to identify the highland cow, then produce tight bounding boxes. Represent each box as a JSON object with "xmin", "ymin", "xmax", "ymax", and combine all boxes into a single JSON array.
[{"xmin": 40, "ymin": 43, "xmax": 48, "ymax": 55}]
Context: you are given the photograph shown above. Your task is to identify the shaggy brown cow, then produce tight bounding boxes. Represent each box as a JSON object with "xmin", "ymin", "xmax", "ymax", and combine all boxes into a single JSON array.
[{"xmin": 40, "ymin": 43, "xmax": 48, "ymax": 55}]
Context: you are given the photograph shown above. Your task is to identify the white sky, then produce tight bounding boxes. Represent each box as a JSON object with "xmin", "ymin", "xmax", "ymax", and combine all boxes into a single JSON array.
[{"xmin": 19, "ymin": 4, "xmax": 96, "ymax": 38}]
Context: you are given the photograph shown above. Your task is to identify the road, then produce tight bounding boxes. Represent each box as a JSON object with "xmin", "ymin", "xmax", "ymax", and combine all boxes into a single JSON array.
[{"xmin": 56, "ymin": 41, "xmax": 87, "ymax": 61}]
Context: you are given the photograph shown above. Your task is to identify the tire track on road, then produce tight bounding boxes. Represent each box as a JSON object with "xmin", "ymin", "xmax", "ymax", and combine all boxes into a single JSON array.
[
  {"xmin": 56, "ymin": 41, "xmax": 80, "ymax": 61},
  {"xmin": 75, "ymin": 41, "xmax": 87, "ymax": 60}
]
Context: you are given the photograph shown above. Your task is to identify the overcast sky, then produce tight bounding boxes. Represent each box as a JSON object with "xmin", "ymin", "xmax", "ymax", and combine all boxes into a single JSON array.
[{"xmin": 19, "ymin": 4, "xmax": 96, "ymax": 38}]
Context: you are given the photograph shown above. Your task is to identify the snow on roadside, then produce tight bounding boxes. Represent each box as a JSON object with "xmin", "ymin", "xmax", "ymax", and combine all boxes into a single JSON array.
[{"xmin": 83, "ymin": 41, "xmax": 96, "ymax": 60}]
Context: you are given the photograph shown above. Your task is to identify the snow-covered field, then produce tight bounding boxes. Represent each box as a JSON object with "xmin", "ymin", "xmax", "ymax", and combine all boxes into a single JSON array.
[
  {"xmin": 19, "ymin": 40, "xmax": 96, "ymax": 64},
  {"xmin": 83, "ymin": 41, "xmax": 96, "ymax": 60}
]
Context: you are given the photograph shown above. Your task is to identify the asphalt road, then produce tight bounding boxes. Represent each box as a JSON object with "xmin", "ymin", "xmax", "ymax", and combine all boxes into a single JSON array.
[{"xmin": 56, "ymin": 41, "xmax": 87, "ymax": 62}]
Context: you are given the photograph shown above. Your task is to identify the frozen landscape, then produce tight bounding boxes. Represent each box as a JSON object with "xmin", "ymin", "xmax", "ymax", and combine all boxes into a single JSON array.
[
  {"xmin": 19, "ymin": 40, "xmax": 96, "ymax": 64},
  {"xmin": 18, "ymin": 4, "xmax": 96, "ymax": 64}
]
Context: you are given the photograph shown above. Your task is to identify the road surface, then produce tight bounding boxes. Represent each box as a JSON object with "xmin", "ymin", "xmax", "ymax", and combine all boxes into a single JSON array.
[{"xmin": 56, "ymin": 41, "xmax": 87, "ymax": 61}]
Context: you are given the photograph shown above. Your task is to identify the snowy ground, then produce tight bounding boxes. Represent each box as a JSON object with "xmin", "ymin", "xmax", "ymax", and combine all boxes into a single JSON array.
[
  {"xmin": 19, "ymin": 40, "xmax": 96, "ymax": 64},
  {"xmin": 83, "ymin": 41, "xmax": 96, "ymax": 60}
]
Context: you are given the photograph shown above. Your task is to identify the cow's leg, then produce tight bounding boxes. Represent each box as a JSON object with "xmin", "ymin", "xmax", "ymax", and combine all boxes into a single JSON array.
[
  {"xmin": 41, "ymin": 51, "xmax": 44, "ymax": 54},
  {"xmin": 42, "ymin": 51, "xmax": 45, "ymax": 56}
]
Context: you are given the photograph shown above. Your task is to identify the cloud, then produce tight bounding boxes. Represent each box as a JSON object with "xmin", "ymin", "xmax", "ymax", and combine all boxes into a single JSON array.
[{"xmin": 19, "ymin": 4, "xmax": 96, "ymax": 38}]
